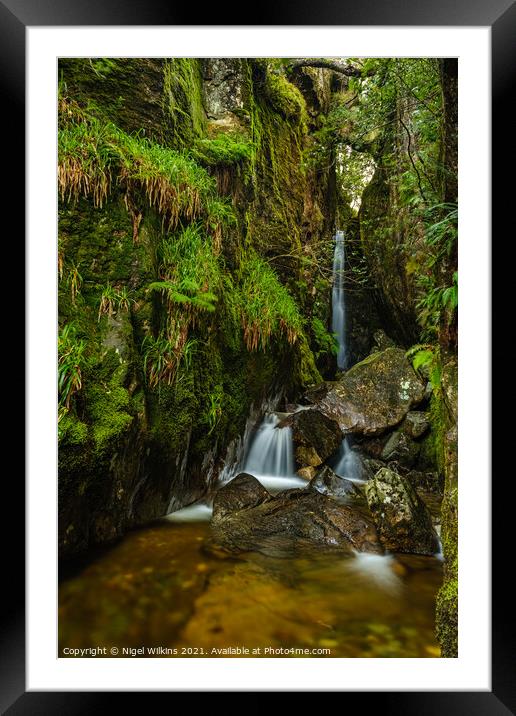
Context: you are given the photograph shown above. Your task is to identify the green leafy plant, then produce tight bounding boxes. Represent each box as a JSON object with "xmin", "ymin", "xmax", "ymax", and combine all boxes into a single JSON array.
[
  {"xmin": 67, "ymin": 262, "xmax": 83, "ymax": 305},
  {"xmin": 311, "ymin": 317, "xmax": 339, "ymax": 359},
  {"xmin": 406, "ymin": 343, "xmax": 441, "ymax": 390},
  {"xmin": 235, "ymin": 252, "xmax": 304, "ymax": 351},
  {"xmin": 98, "ymin": 283, "xmax": 133, "ymax": 321},
  {"xmin": 58, "ymin": 322, "xmax": 87, "ymax": 411}
]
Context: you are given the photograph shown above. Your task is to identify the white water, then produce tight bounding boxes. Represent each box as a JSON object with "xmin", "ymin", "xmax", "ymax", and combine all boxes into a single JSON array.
[
  {"xmin": 241, "ymin": 413, "xmax": 306, "ymax": 491},
  {"xmin": 332, "ymin": 229, "xmax": 347, "ymax": 370},
  {"xmin": 349, "ymin": 552, "xmax": 402, "ymax": 594},
  {"xmin": 333, "ymin": 437, "xmax": 363, "ymax": 483},
  {"xmin": 164, "ymin": 503, "xmax": 213, "ymax": 522}
]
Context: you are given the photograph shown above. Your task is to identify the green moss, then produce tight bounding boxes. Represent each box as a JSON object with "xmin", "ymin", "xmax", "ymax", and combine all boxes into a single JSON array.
[
  {"xmin": 163, "ymin": 58, "xmax": 206, "ymax": 148},
  {"xmin": 435, "ymin": 576, "xmax": 458, "ymax": 657},
  {"xmin": 264, "ymin": 71, "xmax": 307, "ymax": 122},
  {"xmin": 191, "ymin": 133, "xmax": 254, "ymax": 167},
  {"xmin": 59, "ymin": 412, "xmax": 89, "ymax": 446}
]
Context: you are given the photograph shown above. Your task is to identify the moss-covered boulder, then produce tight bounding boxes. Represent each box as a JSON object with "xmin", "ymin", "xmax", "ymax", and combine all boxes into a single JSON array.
[
  {"xmin": 211, "ymin": 481, "xmax": 382, "ymax": 555},
  {"xmin": 365, "ymin": 467, "xmax": 440, "ymax": 555},
  {"xmin": 317, "ymin": 347, "xmax": 425, "ymax": 435}
]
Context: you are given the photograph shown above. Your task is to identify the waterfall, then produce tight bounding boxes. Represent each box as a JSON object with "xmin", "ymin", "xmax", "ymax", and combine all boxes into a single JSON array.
[
  {"xmin": 240, "ymin": 413, "xmax": 305, "ymax": 492},
  {"xmin": 331, "ymin": 229, "xmax": 362, "ymax": 482},
  {"xmin": 243, "ymin": 414, "xmax": 294, "ymax": 477},
  {"xmin": 333, "ymin": 438, "xmax": 363, "ymax": 483},
  {"xmin": 332, "ymin": 229, "xmax": 347, "ymax": 370}
]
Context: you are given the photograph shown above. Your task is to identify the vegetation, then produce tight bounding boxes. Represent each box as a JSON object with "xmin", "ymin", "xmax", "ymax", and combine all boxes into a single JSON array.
[{"xmin": 58, "ymin": 323, "xmax": 87, "ymax": 414}]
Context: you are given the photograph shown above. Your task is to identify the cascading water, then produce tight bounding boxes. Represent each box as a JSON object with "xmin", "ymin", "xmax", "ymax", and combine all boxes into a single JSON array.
[
  {"xmin": 331, "ymin": 229, "xmax": 361, "ymax": 482},
  {"xmin": 241, "ymin": 413, "xmax": 305, "ymax": 491},
  {"xmin": 332, "ymin": 229, "xmax": 347, "ymax": 370}
]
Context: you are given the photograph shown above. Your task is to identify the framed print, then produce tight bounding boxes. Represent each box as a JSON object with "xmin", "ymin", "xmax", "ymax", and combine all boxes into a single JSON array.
[{"xmin": 3, "ymin": 0, "xmax": 510, "ymax": 709}]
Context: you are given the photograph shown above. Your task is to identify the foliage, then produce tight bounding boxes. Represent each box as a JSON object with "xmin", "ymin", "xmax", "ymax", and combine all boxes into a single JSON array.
[
  {"xmin": 98, "ymin": 283, "xmax": 133, "ymax": 320},
  {"xmin": 311, "ymin": 317, "xmax": 339, "ymax": 359},
  {"xmin": 406, "ymin": 343, "xmax": 441, "ymax": 389},
  {"xmin": 142, "ymin": 331, "xmax": 199, "ymax": 389},
  {"xmin": 58, "ymin": 99, "xmax": 217, "ymax": 229},
  {"xmin": 58, "ymin": 322, "xmax": 88, "ymax": 412},
  {"xmin": 235, "ymin": 252, "xmax": 304, "ymax": 351},
  {"xmin": 264, "ymin": 69, "xmax": 307, "ymax": 122},
  {"xmin": 154, "ymin": 223, "xmax": 221, "ymax": 321},
  {"xmin": 191, "ymin": 133, "xmax": 254, "ymax": 167}
]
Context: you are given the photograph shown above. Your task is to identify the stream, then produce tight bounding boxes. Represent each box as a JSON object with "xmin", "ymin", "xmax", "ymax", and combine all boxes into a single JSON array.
[{"xmin": 59, "ymin": 231, "xmax": 443, "ymax": 658}]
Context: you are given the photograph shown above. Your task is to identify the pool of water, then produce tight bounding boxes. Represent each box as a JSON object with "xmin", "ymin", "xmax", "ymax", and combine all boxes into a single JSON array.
[{"xmin": 59, "ymin": 502, "xmax": 443, "ymax": 658}]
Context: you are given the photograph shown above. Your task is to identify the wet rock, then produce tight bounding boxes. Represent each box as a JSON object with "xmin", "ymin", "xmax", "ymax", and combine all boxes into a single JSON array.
[
  {"xmin": 403, "ymin": 411, "xmax": 430, "ymax": 439},
  {"xmin": 381, "ymin": 430, "xmax": 420, "ymax": 469},
  {"xmin": 284, "ymin": 408, "xmax": 342, "ymax": 468},
  {"xmin": 316, "ymin": 347, "xmax": 425, "ymax": 436},
  {"xmin": 211, "ymin": 487, "xmax": 382, "ymax": 555},
  {"xmin": 296, "ymin": 445, "xmax": 322, "ymax": 468},
  {"xmin": 297, "ymin": 466, "xmax": 317, "ymax": 481},
  {"xmin": 212, "ymin": 473, "xmax": 270, "ymax": 522},
  {"xmin": 406, "ymin": 469, "xmax": 442, "ymax": 494},
  {"xmin": 309, "ymin": 465, "xmax": 362, "ymax": 499},
  {"xmin": 365, "ymin": 467, "xmax": 440, "ymax": 555}
]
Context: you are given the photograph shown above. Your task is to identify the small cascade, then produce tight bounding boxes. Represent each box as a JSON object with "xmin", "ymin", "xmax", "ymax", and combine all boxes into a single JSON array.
[
  {"xmin": 332, "ymin": 229, "xmax": 347, "ymax": 370},
  {"xmin": 243, "ymin": 413, "xmax": 294, "ymax": 477},
  {"xmin": 241, "ymin": 413, "xmax": 305, "ymax": 492},
  {"xmin": 333, "ymin": 437, "xmax": 363, "ymax": 483}
]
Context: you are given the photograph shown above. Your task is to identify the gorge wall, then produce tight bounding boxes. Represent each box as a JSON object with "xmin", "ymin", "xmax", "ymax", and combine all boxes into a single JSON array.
[{"xmin": 58, "ymin": 58, "xmax": 339, "ymax": 558}]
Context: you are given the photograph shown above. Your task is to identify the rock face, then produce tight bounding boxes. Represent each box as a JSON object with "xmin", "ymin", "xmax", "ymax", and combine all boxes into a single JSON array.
[
  {"xmin": 365, "ymin": 467, "xmax": 439, "ymax": 555},
  {"xmin": 381, "ymin": 429, "xmax": 420, "ymax": 469},
  {"xmin": 283, "ymin": 408, "xmax": 342, "ymax": 468},
  {"xmin": 211, "ymin": 474, "xmax": 382, "ymax": 554},
  {"xmin": 309, "ymin": 465, "xmax": 362, "ymax": 499},
  {"xmin": 403, "ymin": 411, "xmax": 430, "ymax": 438},
  {"xmin": 317, "ymin": 348, "xmax": 425, "ymax": 436}
]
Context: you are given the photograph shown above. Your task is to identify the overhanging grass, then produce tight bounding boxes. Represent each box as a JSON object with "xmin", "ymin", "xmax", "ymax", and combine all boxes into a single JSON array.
[{"xmin": 58, "ymin": 101, "xmax": 218, "ymax": 230}]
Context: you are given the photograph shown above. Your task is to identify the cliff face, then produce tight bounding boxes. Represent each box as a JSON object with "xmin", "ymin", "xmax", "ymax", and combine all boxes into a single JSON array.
[{"xmin": 58, "ymin": 58, "xmax": 337, "ymax": 557}]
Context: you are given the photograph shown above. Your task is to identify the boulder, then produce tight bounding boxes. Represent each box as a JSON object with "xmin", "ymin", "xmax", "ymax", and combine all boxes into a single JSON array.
[
  {"xmin": 283, "ymin": 408, "xmax": 342, "ymax": 468},
  {"xmin": 403, "ymin": 411, "xmax": 430, "ymax": 439},
  {"xmin": 297, "ymin": 466, "xmax": 317, "ymax": 481},
  {"xmin": 316, "ymin": 347, "xmax": 425, "ymax": 436},
  {"xmin": 211, "ymin": 483, "xmax": 382, "ymax": 555},
  {"xmin": 212, "ymin": 473, "xmax": 270, "ymax": 522},
  {"xmin": 381, "ymin": 429, "xmax": 420, "ymax": 468},
  {"xmin": 364, "ymin": 467, "xmax": 440, "ymax": 555},
  {"xmin": 309, "ymin": 465, "xmax": 362, "ymax": 499}
]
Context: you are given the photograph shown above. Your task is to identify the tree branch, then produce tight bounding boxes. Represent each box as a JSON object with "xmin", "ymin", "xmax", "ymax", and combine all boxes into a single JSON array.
[{"xmin": 288, "ymin": 59, "xmax": 370, "ymax": 77}]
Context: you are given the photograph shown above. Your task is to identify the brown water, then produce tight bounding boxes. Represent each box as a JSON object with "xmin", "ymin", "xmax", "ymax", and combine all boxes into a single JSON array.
[{"xmin": 59, "ymin": 503, "xmax": 443, "ymax": 658}]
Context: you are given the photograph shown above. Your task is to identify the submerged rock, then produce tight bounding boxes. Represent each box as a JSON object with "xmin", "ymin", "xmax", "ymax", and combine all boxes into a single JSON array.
[
  {"xmin": 309, "ymin": 465, "xmax": 362, "ymax": 499},
  {"xmin": 316, "ymin": 347, "xmax": 425, "ymax": 436},
  {"xmin": 211, "ymin": 477, "xmax": 382, "ymax": 555},
  {"xmin": 365, "ymin": 467, "xmax": 439, "ymax": 555}
]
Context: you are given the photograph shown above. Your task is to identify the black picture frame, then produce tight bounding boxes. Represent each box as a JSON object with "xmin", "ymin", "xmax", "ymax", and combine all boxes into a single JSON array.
[{"xmin": 6, "ymin": 0, "xmax": 510, "ymax": 710}]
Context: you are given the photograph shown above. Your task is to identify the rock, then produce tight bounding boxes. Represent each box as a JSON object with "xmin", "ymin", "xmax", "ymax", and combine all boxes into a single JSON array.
[
  {"xmin": 403, "ymin": 411, "xmax": 430, "ymax": 438},
  {"xmin": 212, "ymin": 473, "xmax": 270, "ymax": 522},
  {"xmin": 317, "ymin": 347, "xmax": 425, "ymax": 436},
  {"xmin": 295, "ymin": 446, "xmax": 322, "ymax": 468},
  {"xmin": 297, "ymin": 466, "xmax": 317, "ymax": 481},
  {"xmin": 372, "ymin": 329, "xmax": 396, "ymax": 352},
  {"xmin": 406, "ymin": 470, "xmax": 442, "ymax": 494},
  {"xmin": 309, "ymin": 465, "xmax": 362, "ymax": 499},
  {"xmin": 364, "ymin": 467, "xmax": 440, "ymax": 555},
  {"xmin": 284, "ymin": 408, "xmax": 342, "ymax": 468},
  {"xmin": 381, "ymin": 430, "xmax": 420, "ymax": 468},
  {"xmin": 211, "ymin": 487, "xmax": 382, "ymax": 555}
]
